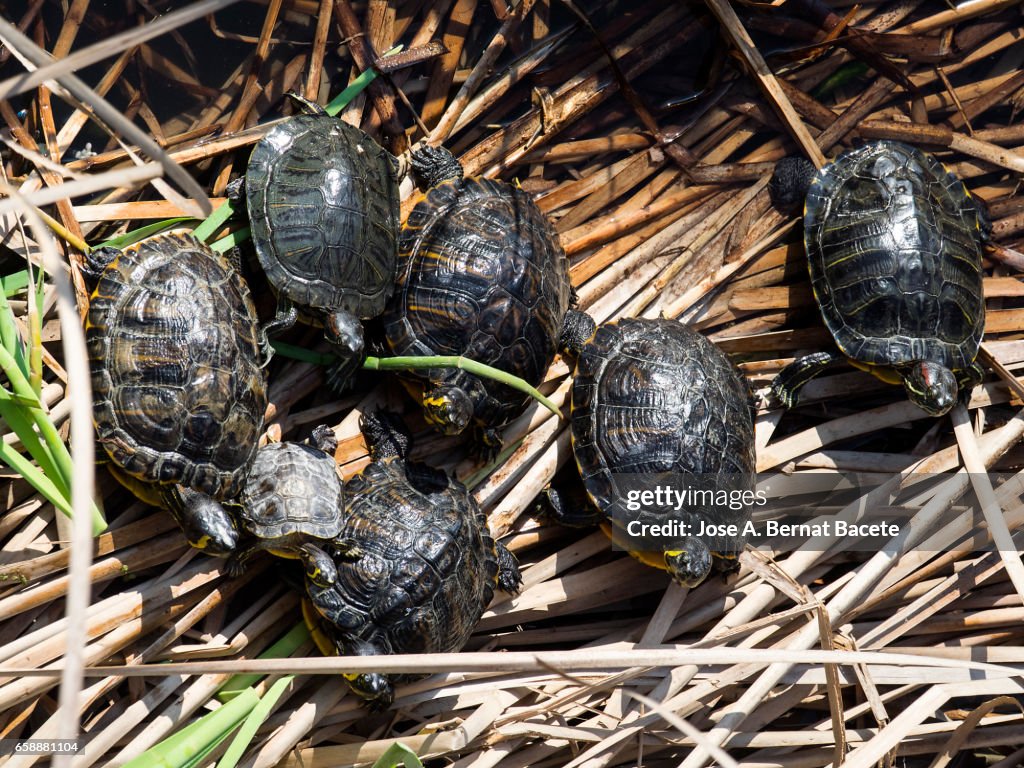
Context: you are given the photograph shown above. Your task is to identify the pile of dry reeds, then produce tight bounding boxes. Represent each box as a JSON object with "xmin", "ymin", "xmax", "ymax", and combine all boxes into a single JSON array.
[{"xmin": 2, "ymin": 0, "xmax": 1024, "ymax": 766}]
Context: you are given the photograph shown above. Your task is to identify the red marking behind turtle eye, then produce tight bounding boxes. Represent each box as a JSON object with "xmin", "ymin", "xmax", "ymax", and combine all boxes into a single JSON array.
[{"xmin": 920, "ymin": 364, "xmax": 936, "ymax": 387}]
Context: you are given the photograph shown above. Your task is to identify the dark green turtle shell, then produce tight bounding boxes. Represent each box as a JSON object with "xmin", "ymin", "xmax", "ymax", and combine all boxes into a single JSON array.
[
  {"xmin": 382, "ymin": 176, "xmax": 571, "ymax": 428},
  {"xmin": 804, "ymin": 140, "xmax": 985, "ymax": 372},
  {"xmin": 571, "ymin": 318, "xmax": 755, "ymax": 559},
  {"xmin": 87, "ymin": 231, "xmax": 267, "ymax": 499},
  {"xmin": 246, "ymin": 114, "xmax": 399, "ymax": 316},
  {"xmin": 235, "ymin": 441, "xmax": 343, "ymax": 541},
  {"xmin": 305, "ymin": 455, "xmax": 501, "ymax": 661}
]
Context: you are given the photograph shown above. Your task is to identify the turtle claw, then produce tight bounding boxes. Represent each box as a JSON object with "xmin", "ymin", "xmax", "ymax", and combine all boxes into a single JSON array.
[
  {"xmin": 224, "ymin": 550, "xmax": 250, "ymax": 579},
  {"xmin": 326, "ymin": 359, "xmax": 361, "ymax": 394},
  {"xmin": 310, "ymin": 424, "xmax": 339, "ymax": 456},
  {"xmin": 476, "ymin": 427, "xmax": 504, "ymax": 464},
  {"xmin": 225, "ymin": 176, "xmax": 246, "ymax": 205},
  {"xmin": 769, "ymin": 379, "xmax": 799, "ymax": 410},
  {"xmin": 329, "ymin": 537, "xmax": 364, "ymax": 562}
]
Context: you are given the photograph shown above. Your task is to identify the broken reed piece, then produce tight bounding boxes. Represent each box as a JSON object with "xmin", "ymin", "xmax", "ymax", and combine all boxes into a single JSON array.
[
  {"xmin": 859, "ymin": 119, "xmax": 1024, "ymax": 174},
  {"xmin": 372, "ymin": 40, "xmax": 449, "ymax": 73}
]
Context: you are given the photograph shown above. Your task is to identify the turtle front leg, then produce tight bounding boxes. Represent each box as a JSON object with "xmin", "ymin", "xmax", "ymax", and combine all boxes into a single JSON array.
[
  {"xmin": 82, "ymin": 245, "xmax": 122, "ymax": 287},
  {"xmin": 310, "ymin": 424, "xmax": 339, "ymax": 456},
  {"xmin": 474, "ymin": 426, "xmax": 504, "ymax": 464},
  {"xmin": 163, "ymin": 486, "xmax": 239, "ymax": 557},
  {"xmin": 410, "ymin": 144, "xmax": 464, "ymax": 189},
  {"xmin": 285, "ymin": 91, "xmax": 328, "ymax": 116},
  {"xmin": 262, "ymin": 296, "xmax": 299, "ymax": 338},
  {"xmin": 257, "ymin": 298, "xmax": 299, "ymax": 368},
  {"xmin": 770, "ymin": 351, "xmax": 847, "ymax": 408},
  {"xmin": 224, "ymin": 541, "xmax": 262, "ymax": 578},
  {"xmin": 958, "ymin": 361, "xmax": 985, "ymax": 404},
  {"xmin": 495, "ymin": 541, "xmax": 523, "ymax": 595},
  {"xmin": 324, "ymin": 309, "xmax": 365, "ymax": 393}
]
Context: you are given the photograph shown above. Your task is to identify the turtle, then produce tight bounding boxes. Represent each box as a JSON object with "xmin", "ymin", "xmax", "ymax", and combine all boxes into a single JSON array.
[
  {"xmin": 223, "ymin": 425, "xmax": 344, "ymax": 586},
  {"xmin": 381, "ymin": 144, "xmax": 574, "ymax": 455},
  {"xmin": 302, "ymin": 411, "xmax": 522, "ymax": 707},
  {"xmin": 767, "ymin": 141, "xmax": 988, "ymax": 416},
  {"xmin": 241, "ymin": 94, "xmax": 400, "ymax": 391},
  {"xmin": 549, "ymin": 314, "xmax": 756, "ymax": 588},
  {"xmin": 86, "ymin": 231, "xmax": 269, "ymax": 555}
]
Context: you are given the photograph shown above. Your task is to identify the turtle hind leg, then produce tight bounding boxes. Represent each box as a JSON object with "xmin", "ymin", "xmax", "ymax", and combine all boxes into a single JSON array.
[
  {"xmin": 323, "ymin": 309, "xmax": 366, "ymax": 393},
  {"xmin": 495, "ymin": 541, "xmax": 523, "ymax": 595},
  {"xmin": 771, "ymin": 351, "xmax": 846, "ymax": 408},
  {"xmin": 768, "ymin": 156, "xmax": 816, "ymax": 211},
  {"xmin": 543, "ymin": 477, "xmax": 604, "ymax": 528}
]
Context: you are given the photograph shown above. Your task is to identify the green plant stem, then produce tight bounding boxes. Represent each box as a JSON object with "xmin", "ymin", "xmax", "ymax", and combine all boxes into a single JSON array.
[
  {"xmin": 372, "ymin": 743, "xmax": 425, "ymax": 768},
  {"xmin": 216, "ymin": 676, "xmax": 294, "ymax": 768},
  {"xmin": 0, "ymin": 344, "xmax": 106, "ymax": 534},
  {"xmin": 0, "ymin": 344, "xmax": 72, "ymax": 481},
  {"xmin": 218, "ymin": 622, "xmax": 310, "ymax": 699},
  {"xmin": 191, "ymin": 198, "xmax": 238, "ymax": 243},
  {"xmin": 364, "ymin": 355, "xmax": 562, "ymax": 418},
  {"xmin": 92, "ymin": 218, "xmax": 195, "ymax": 251},
  {"xmin": 0, "ymin": 440, "xmax": 72, "ymax": 516},
  {"xmin": 122, "ymin": 687, "xmax": 260, "ymax": 768},
  {"xmin": 1, "ymin": 270, "xmax": 30, "ymax": 297},
  {"xmin": 268, "ymin": 341, "xmax": 563, "ymax": 419}
]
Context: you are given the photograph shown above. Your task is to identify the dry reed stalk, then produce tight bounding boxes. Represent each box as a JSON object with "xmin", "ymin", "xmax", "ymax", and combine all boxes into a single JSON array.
[{"xmin": 4, "ymin": 3, "xmax": 1024, "ymax": 767}]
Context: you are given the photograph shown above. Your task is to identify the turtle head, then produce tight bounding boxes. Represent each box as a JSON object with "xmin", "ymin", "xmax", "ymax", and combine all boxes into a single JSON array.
[
  {"xmin": 768, "ymin": 156, "xmax": 816, "ymax": 211},
  {"xmin": 900, "ymin": 361, "xmax": 957, "ymax": 416},
  {"xmin": 300, "ymin": 544, "xmax": 339, "ymax": 589},
  {"xmin": 663, "ymin": 538, "xmax": 713, "ymax": 588},
  {"xmin": 168, "ymin": 487, "xmax": 239, "ymax": 557},
  {"xmin": 559, "ymin": 310, "xmax": 597, "ymax": 361},
  {"xmin": 422, "ymin": 385, "xmax": 473, "ymax": 436},
  {"xmin": 342, "ymin": 637, "xmax": 395, "ymax": 708},
  {"xmin": 344, "ymin": 672, "xmax": 394, "ymax": 709}
]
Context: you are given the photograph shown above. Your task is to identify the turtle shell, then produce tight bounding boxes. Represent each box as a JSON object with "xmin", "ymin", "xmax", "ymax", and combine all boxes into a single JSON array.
[
  {"xmin": 306, "ymin": 455, "xmax": 500, "ymax": 660},
  {"xmin": 87, "ymin": 232, "xmax": 266, "ymax": 499},
  {"xmin": 235, "ymin": 441, "xmax": 343, "ymax": 542},
  {"xmin": 246, "ymin": 114, "xmax": 399, "ymax": 316},
  {"xmin": 804, "ymin": 141, "xmax": 985, "ymax": 372},
  {"xmin": 570, "ymin": 318, "xmax": 754, "ymax": 560},
  {"xmin": 382, "ymin": 176, "xmax": 571, "ymax": 428}
]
